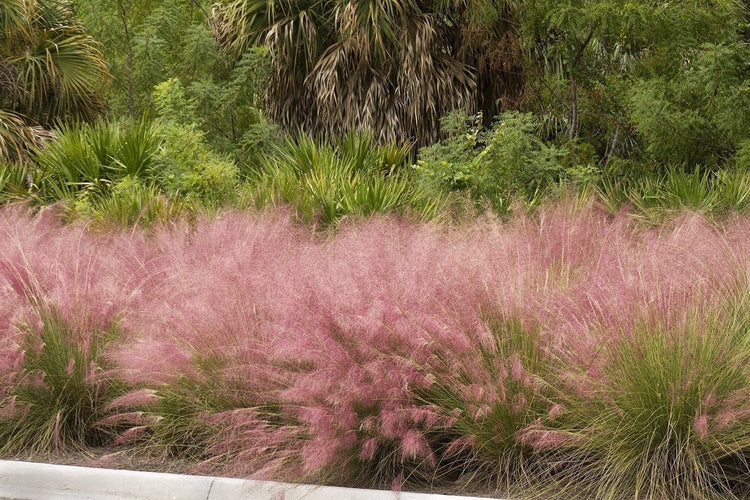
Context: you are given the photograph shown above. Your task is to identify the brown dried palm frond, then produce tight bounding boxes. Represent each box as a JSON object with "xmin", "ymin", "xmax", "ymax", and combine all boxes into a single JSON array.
[
  {"xmin": 0, "ymin": 110, "xmax": 53, "ymax": 163},
  {"xmin": 450, "ymin": 0, "xmax": 526, "ymax": 116},
  {"xmin": 212, "ymin": 0, "xmax": 524, "ymax": 145}
]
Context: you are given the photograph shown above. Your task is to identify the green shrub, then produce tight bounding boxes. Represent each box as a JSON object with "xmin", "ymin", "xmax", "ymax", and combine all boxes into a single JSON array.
[
  {"xmin": 417, "ymin": 112, "xmax": 567, "ymax": 214},
  {"xmin": 151, "ymin": 49, "xmax": 280, "ymax": 170},
  {"xmin": 415, "ymin": 112, "xmax": 489, "ymax": 193},
  {"xmin": 34, "ymin": 116, "xmax": 240, "ymax": 210},
  {"xmin": 735, "ymin": 140, "xmax": 750, "ymax": 170},
  {"xmin": 151, "ymin": 122, "xmax": 239, "ymax": 205},
  {"xmin": 477, "ymin": 113, "xmax": 567, "ymax": 197},
  {"xmin": 235, "ymin": 115, "xmax": 281, "ymax": 173},
  {"xmin": 153, "ymin": 79, "xmax": 199, "ymax": 127},
  {"xmin": 248, "ymin": 131, "xmax": 441, "ymax": 226},
  {"xmin": 627, "ymin": 169, "xmax": 717, "ymax": 222},
  {"xmin": 627, "ymin": 43, "xmax": 750, "ymax": 169}
]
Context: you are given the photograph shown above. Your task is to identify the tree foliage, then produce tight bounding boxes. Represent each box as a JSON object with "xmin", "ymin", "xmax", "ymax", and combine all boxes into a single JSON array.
[{"xmin": 520, "ymin": 0, "xmax": 748, "ymax": 165}]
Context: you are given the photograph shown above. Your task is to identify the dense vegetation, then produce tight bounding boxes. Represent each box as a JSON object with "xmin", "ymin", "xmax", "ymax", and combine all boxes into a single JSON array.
[
  {"xmin": 2, "ymin": 204, "xmax": 750, "ymax": 499},
  {"xmin": 1, "ymin": 0, "xmax": 749, "ymax": 224},
  {"xmin": 1, "ymin": 0, "xmax": 750, "ymax": 498}
]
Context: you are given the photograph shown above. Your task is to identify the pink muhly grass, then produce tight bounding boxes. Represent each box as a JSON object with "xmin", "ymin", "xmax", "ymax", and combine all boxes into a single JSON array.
[
  {"xmin": 694, "ymin": 414, "xmax": 709, "ymax": 441},
  {"xmin": 517, "ymin": 421, "xmax": 579, "ymax": 449},
  {"xmin": 88, "ymin": 453, "xmax": 123, "ymax": 469},
  {"xmin": 0, "ymin": 201, "xmax": 748, "ymax": 494},
  {"xmin": 105, "ymin": 389, "xmax": 159, "ymax": 411},
  {"xmin": 0, "ymin": 395, "xmax": 28, "ymax": 419},
  {"xmin": 399, "ymin": 430, "xmax": 432, "ymax": 462},
  {"xmin": 548, "ymin": 404, "xmax": 565, "ymax": 419},
  {"xmin": 96, "ymin": 412, "xmax": 161, "ymax": 428},
  {"xmin": 360, "ymin": 438, "xmax": 379, "ymax": 460},
  {"xmin": 53, "ymin": 413, "xmax": 61, "ymax": 452},
  {"xmin": 113, "ymin": 426, "xmax": 150, "ymax": 446},
  {"xmin": 444, "ymin": 435, "xmax": 477, "ymax": 457}
]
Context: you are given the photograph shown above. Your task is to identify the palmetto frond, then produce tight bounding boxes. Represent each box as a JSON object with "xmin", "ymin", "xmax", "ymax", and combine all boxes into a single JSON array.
[
  {"xmin": 9, "ymin": 31, "xmax": 107, "ymax": 120},
  {"xmin": 0, "ymin": 0, "xmax": 107, "ymax": 161}
]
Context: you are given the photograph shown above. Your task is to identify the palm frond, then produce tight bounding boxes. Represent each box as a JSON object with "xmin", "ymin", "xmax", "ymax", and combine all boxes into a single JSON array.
[{"xmin": 0, "ymin": 109, "xmax": 52, "ymax": 162}]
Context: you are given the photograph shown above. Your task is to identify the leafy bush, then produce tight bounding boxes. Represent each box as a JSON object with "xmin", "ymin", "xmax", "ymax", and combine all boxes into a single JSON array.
[
  {"xmin": 417, "ymin": 112, "xmax": 567, "ymax": 213},
  {"xmin": 151, "ymin": 122, "xmax": 239, "ymax": 205},
  {"xmin": 627, "ymin": 42, "xmax": 750, "ymax": 169},
  {"xmin": 151, "ymin": 49, "xmax": 280, "ymax": 169}
]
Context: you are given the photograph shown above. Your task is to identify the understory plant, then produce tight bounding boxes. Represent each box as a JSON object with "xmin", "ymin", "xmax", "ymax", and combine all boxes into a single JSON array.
[
  {"xmin": 247, "ymin": 131, "xmax": 441, "ymax": 226},
  {"xmin": 35, "ymin": 120, "xmax": 161, "ymax": 203},
  {"xmin": 0, "ymin": 161, "xmax": 31, "ymax": 204},
  {"xmin": 597, "ymin": 167, "xmax": 750, "ymax": 222},
  {"xmin": 416, "ymin": 112, "xmax": 567, "ymax": 214}
]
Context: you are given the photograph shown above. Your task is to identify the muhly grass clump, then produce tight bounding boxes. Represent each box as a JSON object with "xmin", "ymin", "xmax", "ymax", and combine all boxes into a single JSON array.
[
  {"xmin": 575, "ymin": 296, "xmax": 750, "ymax": 498},
  {"xmin": 0, "ymin": 202, "xmax": 748, "ymax": 497},
  {"xmin": 0, "ymin": 207, "xmax": 155, "ymax": 453},
  {"xmin": 0, "ymin": 306, "xmax": 128, "ymax": 453}
]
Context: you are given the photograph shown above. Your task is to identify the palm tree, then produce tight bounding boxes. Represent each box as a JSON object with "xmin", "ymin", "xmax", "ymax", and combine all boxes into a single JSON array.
[
  {"xmin": 212, "ymin": 0, "xmax": 523, "ymax": 145},
  {"xmin": 0, "ymin": 0, "xmax": 108, "ymax": 161}
]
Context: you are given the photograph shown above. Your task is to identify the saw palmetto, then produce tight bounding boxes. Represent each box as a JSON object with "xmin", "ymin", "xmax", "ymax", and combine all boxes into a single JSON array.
[{"xmin": 0, "ymin": 0, "xmax": 108, "ymax": 161}]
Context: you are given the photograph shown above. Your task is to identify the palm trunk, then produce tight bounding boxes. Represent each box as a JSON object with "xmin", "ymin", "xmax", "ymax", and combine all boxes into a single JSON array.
[
  {"xmin": 568, "ymin": 81, "xmax": 578, "ymax": 141},
  {"xmin": 117, "ymin": 0, "xmax": 135, "ymax": 118},
  {"xmin": 604, "ymin": 124, "xmax": 620, "ymax": 168}
]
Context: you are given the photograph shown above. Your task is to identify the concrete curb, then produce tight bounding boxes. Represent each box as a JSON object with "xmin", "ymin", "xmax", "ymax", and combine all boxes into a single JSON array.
[{"xmin": 0, "ymin": 460, "xmax": 495, "ymax": 500}]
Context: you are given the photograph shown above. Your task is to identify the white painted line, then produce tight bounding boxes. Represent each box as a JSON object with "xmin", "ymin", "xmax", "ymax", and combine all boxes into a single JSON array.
[{"xmin": 0, "ymin": 460, "xmax": 495, "ymax": 500}]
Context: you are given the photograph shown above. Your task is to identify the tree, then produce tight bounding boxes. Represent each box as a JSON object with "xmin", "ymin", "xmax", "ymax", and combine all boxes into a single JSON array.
[
  {"xmin": 520, "ymin": 0, "xmax": 744, "ymax": 160},
  {"xmin": 75, "ymin": 0, "xmax": 221, "ymax": 118},
  {"xmin": 211, "ymin": 0, "xmax": 525, "ymax": 145},
  {"xmin": 0, "ymin": 0, "xmax": 108, "ymax": 161}
]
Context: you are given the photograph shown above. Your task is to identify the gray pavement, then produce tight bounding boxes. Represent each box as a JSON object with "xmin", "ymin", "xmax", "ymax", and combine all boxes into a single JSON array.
[{"xmin": 0, "ymin": 460, "xmax": 496, "ymax": 500}]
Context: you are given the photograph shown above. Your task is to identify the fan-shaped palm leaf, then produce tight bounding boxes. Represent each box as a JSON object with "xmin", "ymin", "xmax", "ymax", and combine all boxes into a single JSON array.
[{"xmin": 0, "ymin": 0, "xmax": 107, "ymax": 162}]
